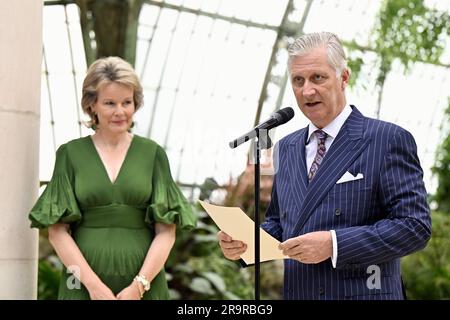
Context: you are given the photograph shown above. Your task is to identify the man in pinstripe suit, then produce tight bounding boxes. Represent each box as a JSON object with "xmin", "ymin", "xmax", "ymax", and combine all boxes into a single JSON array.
[{"xmin": 218, "ymin": 32, "xmax": 431, "ymax": 299}]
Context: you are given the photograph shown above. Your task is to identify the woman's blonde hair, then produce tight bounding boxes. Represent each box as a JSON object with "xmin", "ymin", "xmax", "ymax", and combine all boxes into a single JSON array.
[{"xmin": 81, "ymin": 56, "xmax": 143, "ymax": 129}]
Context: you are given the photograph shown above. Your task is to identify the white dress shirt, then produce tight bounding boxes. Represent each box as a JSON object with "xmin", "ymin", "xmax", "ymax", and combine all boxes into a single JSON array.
[{"xmin": 305, "ymin": 104, "xmax": 353, "ymax": 268}]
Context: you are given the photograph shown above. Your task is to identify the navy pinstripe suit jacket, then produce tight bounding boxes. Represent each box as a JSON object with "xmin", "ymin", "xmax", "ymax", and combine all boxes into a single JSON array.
[{"xmin": 261, "ymin": 106, "xmax": 431, "ymax": 300}]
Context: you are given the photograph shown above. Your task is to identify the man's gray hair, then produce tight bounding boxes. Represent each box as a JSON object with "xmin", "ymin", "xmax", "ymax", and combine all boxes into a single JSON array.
[{"xmin": 288, "ymin": 32, "xmax": 348, "ymax": 77}]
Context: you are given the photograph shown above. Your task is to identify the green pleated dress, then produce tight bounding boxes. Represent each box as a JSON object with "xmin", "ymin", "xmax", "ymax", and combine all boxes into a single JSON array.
[{"xmin": 29, "ymin": 135, "xmax": 197, "ymax": 300}]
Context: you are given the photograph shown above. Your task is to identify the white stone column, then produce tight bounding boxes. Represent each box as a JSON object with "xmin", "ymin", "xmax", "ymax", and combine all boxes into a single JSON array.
[{"xmin": 0, "ymin": 1, "xmax": 43, "ymax": 299}]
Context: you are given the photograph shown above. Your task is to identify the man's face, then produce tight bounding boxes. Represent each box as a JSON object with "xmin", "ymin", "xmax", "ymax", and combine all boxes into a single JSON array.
[{"xmin": 289, "ymin": 47, "xmax": 349, "ymax": 128}]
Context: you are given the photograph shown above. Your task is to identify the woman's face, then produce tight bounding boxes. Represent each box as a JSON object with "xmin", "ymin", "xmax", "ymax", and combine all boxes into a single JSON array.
[{"xmin": 91, "ymin": 82, "xmax": 135, "ymax": 134}]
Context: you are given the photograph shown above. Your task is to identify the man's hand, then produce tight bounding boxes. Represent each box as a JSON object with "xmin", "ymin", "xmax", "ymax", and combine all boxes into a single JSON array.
[
  {"xmin": 217, "ymin": 231, "xmax": 247, "ymax": 260},
  {"xmin": 279, "ymin": 231, "xmax": 332, "ymax": 264}
]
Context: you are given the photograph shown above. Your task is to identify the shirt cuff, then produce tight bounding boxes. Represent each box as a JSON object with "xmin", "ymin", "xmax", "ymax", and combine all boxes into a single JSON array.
[{"xmin": 330, "ymin": 230, "xmax": 338, "ymax": 268}]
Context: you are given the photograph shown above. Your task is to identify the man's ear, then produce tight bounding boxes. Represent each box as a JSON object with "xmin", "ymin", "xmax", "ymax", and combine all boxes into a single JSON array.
[{"xmin": 341, "ymin": 68, "xmax": 350, "ymax": 90}]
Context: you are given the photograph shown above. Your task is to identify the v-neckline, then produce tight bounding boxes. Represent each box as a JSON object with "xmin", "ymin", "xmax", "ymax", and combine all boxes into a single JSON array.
[{"xmin": 88, "ymin": 134, "xmax": 136, "ymax": 185}]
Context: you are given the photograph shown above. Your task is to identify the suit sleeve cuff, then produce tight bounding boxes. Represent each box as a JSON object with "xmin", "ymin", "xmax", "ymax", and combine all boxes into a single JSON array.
[{"xmin": 330, "ymin": 230, "xmax": 338, "ymax": 268}]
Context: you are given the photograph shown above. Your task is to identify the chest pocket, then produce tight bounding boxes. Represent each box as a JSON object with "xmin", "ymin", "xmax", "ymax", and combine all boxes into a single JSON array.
[{"xmin": 328, "ymin": 154, "xmax": 376, "ymax": 194}]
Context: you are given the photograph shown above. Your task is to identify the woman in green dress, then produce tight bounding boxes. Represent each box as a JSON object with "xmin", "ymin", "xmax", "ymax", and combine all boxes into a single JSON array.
[{"xmin": 28, "ymin": 57, "xmax": 196, "ymax": 300}]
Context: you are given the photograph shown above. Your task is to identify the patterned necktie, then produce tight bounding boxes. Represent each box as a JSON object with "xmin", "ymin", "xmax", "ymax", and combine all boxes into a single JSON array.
[{"xmin": 308, "ymin": 130, "xmax": 328, "ymax": 182}]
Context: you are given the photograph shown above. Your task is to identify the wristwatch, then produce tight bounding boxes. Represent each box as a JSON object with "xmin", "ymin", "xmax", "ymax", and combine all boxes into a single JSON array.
[{"xmin": 134, "ymin": 274, "xmax": 151, "ymax": 297}]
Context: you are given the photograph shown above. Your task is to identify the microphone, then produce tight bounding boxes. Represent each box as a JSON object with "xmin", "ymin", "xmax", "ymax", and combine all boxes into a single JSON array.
[{"xmin": 229, "ymin": 107, "xmax": 295, "ymax": 148}]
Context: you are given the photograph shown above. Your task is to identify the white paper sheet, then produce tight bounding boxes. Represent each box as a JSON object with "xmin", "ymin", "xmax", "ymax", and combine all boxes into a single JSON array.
[{"xmin": 199, "ymin": 200, "xmax": 286, "ymax": 264}]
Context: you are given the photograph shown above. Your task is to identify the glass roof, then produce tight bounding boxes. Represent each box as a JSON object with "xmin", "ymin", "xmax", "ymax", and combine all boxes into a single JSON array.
[{"xmin": 41, "ymin": 0, "xmax": 450, "ymax": 196}]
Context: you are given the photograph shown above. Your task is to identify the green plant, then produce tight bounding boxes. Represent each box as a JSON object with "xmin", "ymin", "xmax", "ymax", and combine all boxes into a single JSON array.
[
  {"xmin": 432, "ymin": 99, "xmax": 450, "ymax": 214},
  {"xmin": 373, "ymin": 0, "xmax": 449, "ymax": 86},
  {"xmin": 402, "ymin": 211, "xmax": 450, "ymax": 299},
  {"xmin": 37, "ymin": 256, "xmax": 62, "ymax": 300},
  {"xmin": 368, "ymin": 0, "xmax": 450, "ymax": 117}
]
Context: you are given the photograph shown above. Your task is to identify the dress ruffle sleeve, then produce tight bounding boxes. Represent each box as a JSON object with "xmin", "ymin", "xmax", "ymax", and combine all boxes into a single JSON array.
[
  {"xmin": 29, "ymin": 144, "xmax": 81, "ymax": 228},
  {"xmin": 145, "ymin": 146, "xmax": 197, "ymax": 230}
]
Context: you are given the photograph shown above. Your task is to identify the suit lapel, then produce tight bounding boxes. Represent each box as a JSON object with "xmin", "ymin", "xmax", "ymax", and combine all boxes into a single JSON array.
[
  {"xmin": 291, "ymin": 106, "xmax": 371, "ymax": 236},
  {"xmin": 286, "ymin": 128, "xmax": 308, "ymax": 214}
]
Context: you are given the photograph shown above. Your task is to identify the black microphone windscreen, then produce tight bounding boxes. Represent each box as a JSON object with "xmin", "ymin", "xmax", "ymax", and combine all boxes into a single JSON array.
[{"xmin": 275, "ymin": 107, "xmax": 295, "ymax": 124}]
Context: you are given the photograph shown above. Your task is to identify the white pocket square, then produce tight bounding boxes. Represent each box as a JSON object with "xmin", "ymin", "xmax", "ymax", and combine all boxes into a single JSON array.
[{"xmin": 336, "ymin": 171, "xmax": 364, "ymax": 184}]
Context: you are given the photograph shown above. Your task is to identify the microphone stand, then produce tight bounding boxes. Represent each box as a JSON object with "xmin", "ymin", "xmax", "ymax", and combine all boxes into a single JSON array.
[
  {"xmin": 228, "ymin": 108, "xmax": 292, "ymax": 300},
  {"xmin": 253, "ymin": 129, "xmax": 272, "ymax": 301},
  {"xmin": 254, "ymin": 129, "xmax": 261, "ymax": 301}
]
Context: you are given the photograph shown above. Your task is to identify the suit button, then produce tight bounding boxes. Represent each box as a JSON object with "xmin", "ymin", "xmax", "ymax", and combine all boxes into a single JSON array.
[
  {"xmin": 281, "ymin": 211, "xmax": 286, "ymax": 218},
  {"xmin": 335, "ymin": 208, "xmax": 341, "ymax": 216},
  {"xmin": 319, "ymin": 287, "xmax": 325, "ymax": 295}
]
